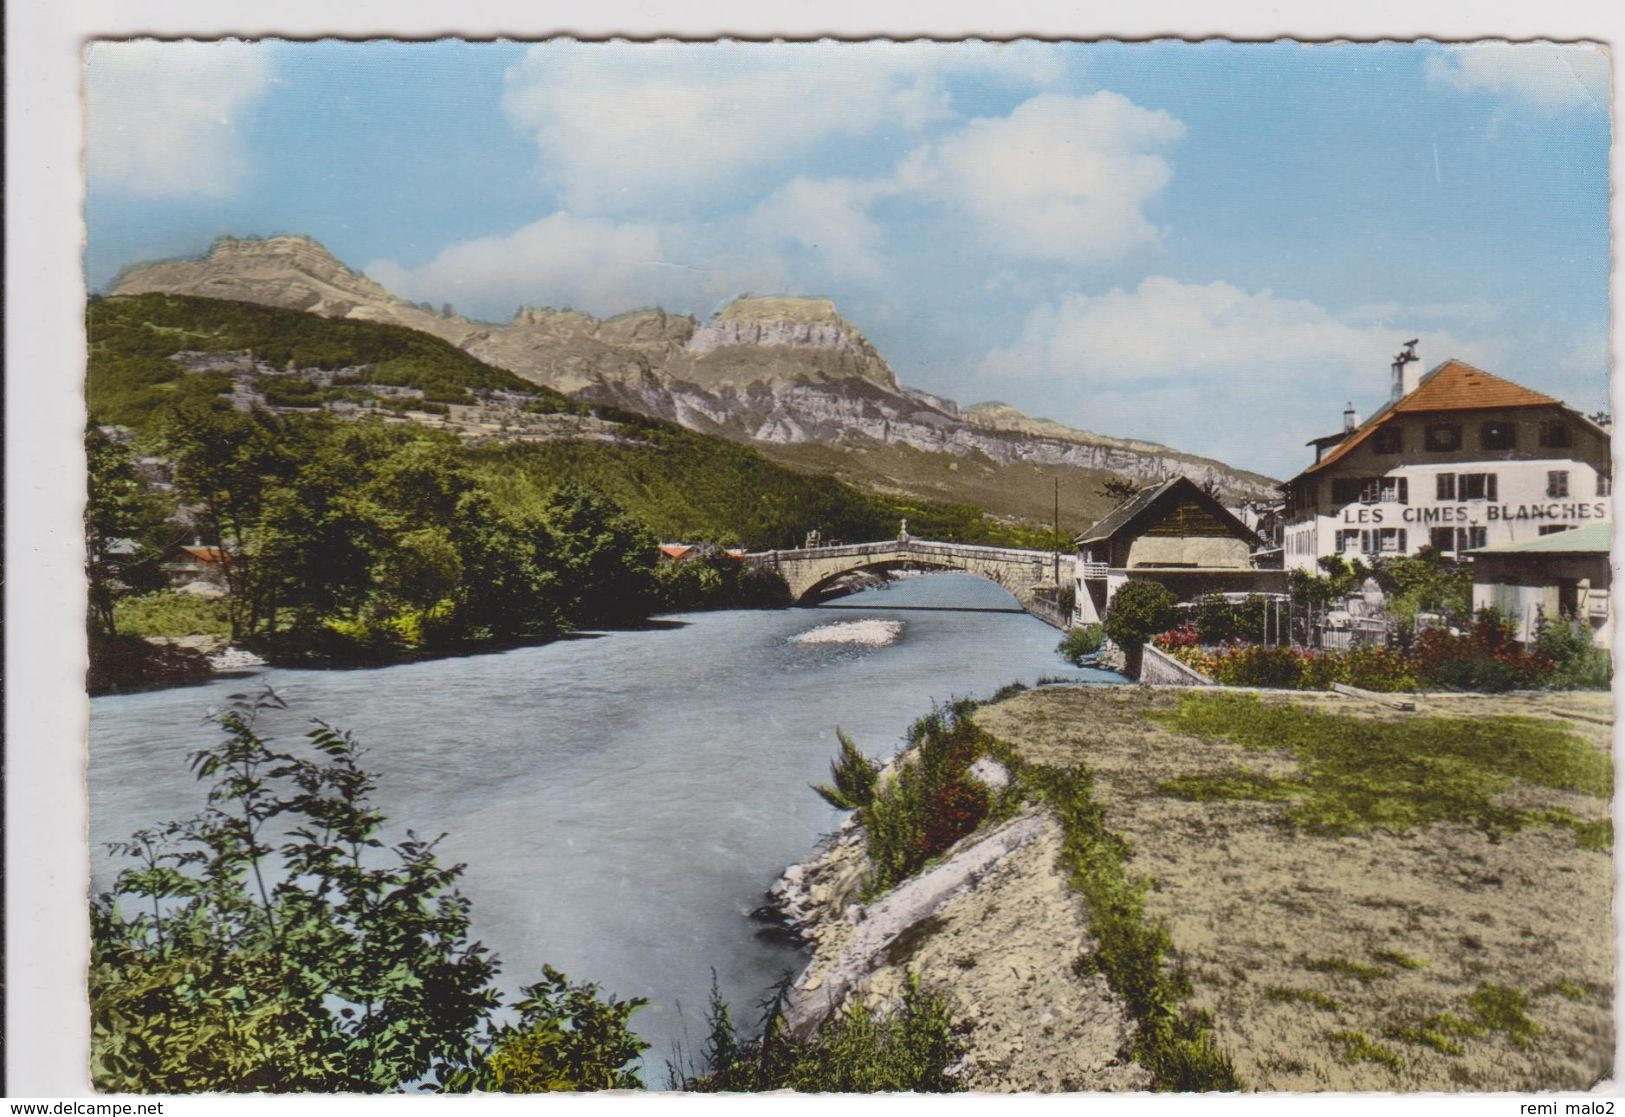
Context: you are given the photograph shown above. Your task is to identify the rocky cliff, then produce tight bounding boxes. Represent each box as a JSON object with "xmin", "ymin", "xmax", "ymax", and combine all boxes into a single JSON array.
[{"xmin": 111, "ymin": 236, "xmax": 1279, "ymax": 507}]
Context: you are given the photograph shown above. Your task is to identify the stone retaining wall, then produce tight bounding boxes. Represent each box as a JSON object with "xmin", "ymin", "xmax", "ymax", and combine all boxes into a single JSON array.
[{"xmin": 1139, "ymin": 643, "xmax": 1216, "ymax": 686}]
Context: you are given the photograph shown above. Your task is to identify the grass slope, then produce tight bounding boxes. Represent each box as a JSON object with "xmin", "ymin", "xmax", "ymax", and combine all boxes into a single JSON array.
[
  {"xmin": 87, "ymin": 293, "xmax": 576, "ymax": 428},
  {"xmin": 974, "ymin": 686, "xmax": 1614, "ymax": 1092}
]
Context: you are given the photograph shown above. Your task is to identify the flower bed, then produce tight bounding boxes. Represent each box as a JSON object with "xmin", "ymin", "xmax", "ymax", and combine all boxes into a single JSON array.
[{"xmin": 1152, "ymin": 613, "xmax": 1594, "ymax": 694}]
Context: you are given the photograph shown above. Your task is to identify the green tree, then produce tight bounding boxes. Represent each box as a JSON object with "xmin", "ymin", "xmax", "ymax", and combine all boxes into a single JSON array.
[
  {"xmin": 163, "ymin": 404, "xmax": 303, "ymax": 639},
  {"xmin": 544, "ymin": 484, "xmax": 657, "ymax": 626},
  {"xmin": 86, "ymin": 425, "xmax": 174, "ymax": 635},
  {"xmin": 1104, "ymin": 579, "xmax": 1179, "ymax": 676},
  {"xmin": 92, "ymin": 691, "xmax": 647, "ymax": 1093}
]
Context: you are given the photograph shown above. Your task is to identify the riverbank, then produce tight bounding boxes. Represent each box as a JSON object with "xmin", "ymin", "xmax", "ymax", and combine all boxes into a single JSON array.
[{"xmin": 766, "ymin": 684, "xmax": 1614, "ymax": 1092}]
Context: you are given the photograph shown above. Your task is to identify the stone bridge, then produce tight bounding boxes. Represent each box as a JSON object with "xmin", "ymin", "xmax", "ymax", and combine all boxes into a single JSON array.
[{"xmin": 747, "ymin": 538, "xmax": 1074, "ymax": 616}]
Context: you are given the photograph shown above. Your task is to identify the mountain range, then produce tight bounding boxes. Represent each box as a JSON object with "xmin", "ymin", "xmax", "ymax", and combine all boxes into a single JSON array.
[{"xmin": 111, "ymin": 236, "xmax": 1279, "ymax": 529}]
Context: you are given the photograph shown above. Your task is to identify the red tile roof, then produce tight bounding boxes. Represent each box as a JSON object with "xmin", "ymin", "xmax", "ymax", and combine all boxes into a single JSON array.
[{"xmin": 1304, "ymin": 360, "xmax": 1563, "ymax": 476}]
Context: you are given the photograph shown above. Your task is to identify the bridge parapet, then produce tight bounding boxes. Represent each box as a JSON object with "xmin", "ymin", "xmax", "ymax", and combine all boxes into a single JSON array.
[{"xmin": 748, "ymin": 537, "xmax": 1075, "ymax": 616}]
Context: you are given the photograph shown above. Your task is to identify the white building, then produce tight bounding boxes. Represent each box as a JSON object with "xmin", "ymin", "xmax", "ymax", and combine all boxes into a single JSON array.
[{"xmin": 1281, "ymin": 352, "xmax": 1611, "ymax": 573}]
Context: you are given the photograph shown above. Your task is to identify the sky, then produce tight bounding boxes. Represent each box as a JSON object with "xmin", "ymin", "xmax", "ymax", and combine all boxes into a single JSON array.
[{"xmin": 83, "ymin": 39, "xmax": 1612, "ymax": 478}]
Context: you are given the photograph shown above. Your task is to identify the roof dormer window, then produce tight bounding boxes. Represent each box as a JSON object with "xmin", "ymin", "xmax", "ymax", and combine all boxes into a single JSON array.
[
  {"xmin": 1425, "ymin": 423, "xmax": 1462, "ymax": 452},
  {"xmin": 1480, "ymin": 421, "xmax": 1515, "ymax": 451}
]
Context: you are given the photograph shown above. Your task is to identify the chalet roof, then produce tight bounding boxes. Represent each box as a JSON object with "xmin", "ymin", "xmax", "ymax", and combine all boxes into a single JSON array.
[
  {"xmin": 1469, "ymin": 521, "xmax": 1612, "ymax": 556},
  {"xmin": 1302, "ymin": 360, "xmax": 1571, "ymax": 477},
  {"xmin": 1076, "ymin": 476, "xmax": 1262, "ymax": 549}
]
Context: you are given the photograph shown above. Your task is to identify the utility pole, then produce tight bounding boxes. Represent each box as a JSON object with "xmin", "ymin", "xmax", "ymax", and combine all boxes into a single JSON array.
[{"xmin": 1053, "ymin": 475, "xmax": 1060, "ymax": 589}]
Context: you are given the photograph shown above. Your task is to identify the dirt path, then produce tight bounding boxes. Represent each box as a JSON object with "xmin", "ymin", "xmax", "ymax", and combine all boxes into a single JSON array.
[{"xmin": 974, "ymin": 686, "xmax": 1615, "ymax": 1092}]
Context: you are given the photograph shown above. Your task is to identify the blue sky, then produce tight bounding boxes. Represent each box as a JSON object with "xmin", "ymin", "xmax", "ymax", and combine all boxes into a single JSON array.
[{"xmin": 84, "ymin": 39, "xmax": 1611, "ymax": 477}]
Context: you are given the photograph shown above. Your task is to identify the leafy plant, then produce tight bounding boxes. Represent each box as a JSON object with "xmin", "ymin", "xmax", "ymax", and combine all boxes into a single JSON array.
[
  {"xmin": 91, "ymin": 691, "xmax": 645, "ymax": 1093},
  {"xmin": 1057, "ymin": 624, "xmax": 1104, "ymax": 664},
  {"xmin": 813, "ymin": 729, "xmax": 881, "ymax": 810},
  {"xmin": 676, "ymin": 972, "xmax": 962, "ymax": 1093},
  {"xmin": 858, "ymin": 703, "xmax": 998, "ymax": 895},
  {"xmin": 1105, "ymin": 580, "xmax": 1178, "ymax": 652}
]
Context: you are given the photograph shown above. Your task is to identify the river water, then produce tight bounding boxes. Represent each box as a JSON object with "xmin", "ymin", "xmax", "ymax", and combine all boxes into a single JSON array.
[{"xmin": 89, "ymin": 573, "xmax": 1121, "ymax": 1078}]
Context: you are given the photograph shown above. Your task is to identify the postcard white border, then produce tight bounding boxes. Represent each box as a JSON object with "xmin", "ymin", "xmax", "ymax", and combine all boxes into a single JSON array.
[{"xmin": 6, "ymin": 0, "xmax": 1621, "ymax": 1107}]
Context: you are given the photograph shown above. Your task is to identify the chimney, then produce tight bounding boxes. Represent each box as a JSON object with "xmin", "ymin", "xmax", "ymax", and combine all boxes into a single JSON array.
[
  {"xmin": 1343, "ymin": 402, "xmax": 1359, "ymax": 433},
  {"xmin": 1390, "ymin": 339, "xmax": 1421, "ymax": 403}
]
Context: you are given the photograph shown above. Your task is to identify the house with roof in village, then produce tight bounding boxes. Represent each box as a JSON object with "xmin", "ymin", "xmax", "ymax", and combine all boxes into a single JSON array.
[
  {"xmin": 1281, "ymin": 350, "xmax": 1611, "ymax": 572},
  {"xmin": 1071, "ymin": 475, "xmax": 1287, "ymax": 627},
  {"xmin": 1470, "ymin": 520, "xmax": 1613, "ymax": 646}
]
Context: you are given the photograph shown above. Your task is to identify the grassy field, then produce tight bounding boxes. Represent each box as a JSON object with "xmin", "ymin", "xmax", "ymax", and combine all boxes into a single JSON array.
[{"xmin": 974, "ymin": 686, "xmax": 1615, "ymax": 1092}]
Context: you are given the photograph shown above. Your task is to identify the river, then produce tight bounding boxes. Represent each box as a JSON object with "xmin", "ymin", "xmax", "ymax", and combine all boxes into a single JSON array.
[{"xmin": 88, "ymin": 573, "xmax": 1122, "ymax": 1079}]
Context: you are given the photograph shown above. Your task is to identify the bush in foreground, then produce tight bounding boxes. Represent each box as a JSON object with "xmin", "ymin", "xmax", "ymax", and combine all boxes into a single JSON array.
[
  {"xmin": 92, "ymin": 691, "xmax": 645, "ymax": 1093},
  {"xmin": 1056, "ymin": 624, "xmax": 1104, "ymax": 665},
  {"xmin": 674, "ymin": 973, "xmax": 962, "ymax": 1093}
]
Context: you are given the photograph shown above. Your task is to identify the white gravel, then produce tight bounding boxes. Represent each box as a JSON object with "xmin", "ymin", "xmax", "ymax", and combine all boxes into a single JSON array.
[{"xmin": 791, "ymin": 620, "xmax": 903, "ymax": 647}]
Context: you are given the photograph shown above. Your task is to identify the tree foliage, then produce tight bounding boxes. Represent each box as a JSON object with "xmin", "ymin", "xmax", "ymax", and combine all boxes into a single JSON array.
[
  {"xmin": 91, "ymin": 691, "xmax": 646, "ymax": 1093},
  {"xmin": 812, "ymin": 729, "xmax": 881, "ymax": 810},
  {"xmin": 676, "ymin": 973, "xmax": 962, "ymax": 1093},
  {"xmin": 85, "ymin": 425, "xmax": 177, "ymax": 635},
  {"xmin": 1103, "ymin": 579, "xmax": 1179, "ymax": 652}
]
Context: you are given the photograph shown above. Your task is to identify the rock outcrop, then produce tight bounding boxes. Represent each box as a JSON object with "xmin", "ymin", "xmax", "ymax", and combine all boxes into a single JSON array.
[{"xmin": 111, "ymin": 236, "xmax": 1279, "ymax": 503}]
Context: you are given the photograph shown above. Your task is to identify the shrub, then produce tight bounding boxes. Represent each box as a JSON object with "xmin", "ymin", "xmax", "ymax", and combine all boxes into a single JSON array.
[
  {"xmin": 1152, "ymin": 622, "xmax": 1200, "ymax": 650},
  {"xmin": 112, "ymin": 590, "xmax": 232, "ymax": 638},
  {"xmin": 677, "ymin": 973, "xmax": 962, "ymax": 1093},
  {"xmin": 1104, "ymin": 580, "xmax": 1178, "ymax": 653},
  {"xmin": 813, "ymin": 728, "xmax": 881, "ymax": 810},
  {"xmin": 1412, "ymin": 610, "xmax": 1553, "ymax": 692},
  {"xmin": 859, "ymin": 704, "xmax": 998, "ymax": 895},
  {"xmin": 1206, "ymin": 645, "xmax": 1305, "ymax": 689},
  {"xmin": 1193, "ymin": 594, "xmax": 1266, "ymax": 645},
  {"xmin": 92, "ymin": 691, "xmax": 645, "ymax": 1093},
  {"xmin": 1534, "ymin": 613, "xmax": 1613, "ymax": 690},
  {"xmin": 1057, "ymin": 624, "xmax": 1104, "ymax": 664}
]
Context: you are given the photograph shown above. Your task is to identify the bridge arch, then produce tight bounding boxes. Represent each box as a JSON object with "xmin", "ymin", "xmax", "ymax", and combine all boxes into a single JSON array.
[
  {"xmin": 796, "ymin": 558, "xmax": 1029, "ymax": 606},
  {"xmin": 750, "ymin": 538, "xmax": 1072, "ymax": 615}
]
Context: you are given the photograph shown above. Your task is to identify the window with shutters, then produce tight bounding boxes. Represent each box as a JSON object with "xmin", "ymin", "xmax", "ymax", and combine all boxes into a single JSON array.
[
  {"xmin": 1378, "ymin": 527, "xmax": 1407, "ymax": 553},
  {"xmin": 1547, "ymin": 471, "xmax": 1569, "ymax": 498},
  {"xmin": 1436, "ymin": 473, "xmax": 1456, "ymax": 500},
  {"xmin": 1429, "ymin": 526, "xmax": 1456, "ymax": 553},
  {"xmin": 1459, "ymin": 473, "xmax": 1497, "ymax": 501},
  {"xmin": 1599, "ymin": 468, "xmax": 1612, "ymax": 497},
  {"xmin": 1373, "ymin": 427, "xmax": 1402, "ymax": 454},
  {"xmin": 1331, "ymin": 477, "xmax": 1364, "ymax": 505},
  {"xmin": 1379, "ymin": 476, "xmax": 1408, "ymax": 504}
]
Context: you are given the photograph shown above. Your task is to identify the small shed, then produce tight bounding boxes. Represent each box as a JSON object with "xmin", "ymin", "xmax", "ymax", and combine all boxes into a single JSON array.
[
  {"xmin": 1073, "ymin": 476, "xmax": 1285, "ymax": 626},
  {"xmin": 162, "ymin": 544, "xmax": 232, "ymax": 588},
  {"xmin": 1469, "ymin": 521, "xmax": 1612, "ymax": 646}
]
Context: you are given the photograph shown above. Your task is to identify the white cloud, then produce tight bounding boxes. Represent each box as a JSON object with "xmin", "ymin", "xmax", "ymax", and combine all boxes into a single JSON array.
[
  {"xmin": 901, "ymin": 92, "xmax": 1186, "ymax": 264},
  {"xmin": 976, "ymin": 277, "xmax": 1500, "ymax": 476},
  {"xmin": 744, "ymin": 176, "xmax": 890, "ymax": 282},
  {"xmin": 501, "ymin": 40, "xmax": 1063, "ymax": 214},
  {"xmin": 366, "ymin": 211, "xmax": 790, "ymax": 320},
  {"xmin": 1425, "ymin": 44, "xmax": 1610, "ymax": 110},
  {"xmin": 85, "ymin": 40, "xmax": 275, "ymax": 199}
]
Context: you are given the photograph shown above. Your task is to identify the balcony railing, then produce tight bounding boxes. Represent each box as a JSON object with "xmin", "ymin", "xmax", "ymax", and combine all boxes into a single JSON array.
[{"xmin": 1077, "ymin": 561, "xmax": 1110, "ymax": 579}]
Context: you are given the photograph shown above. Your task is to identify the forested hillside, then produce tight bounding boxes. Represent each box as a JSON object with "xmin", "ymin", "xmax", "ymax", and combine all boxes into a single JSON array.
[{"xmin": 86, "ymin": 295, "xmax": 1056, "ymax": 679}]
